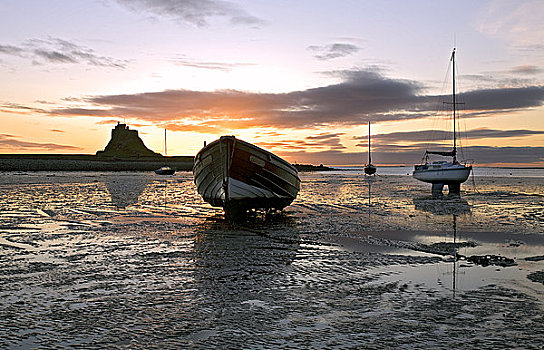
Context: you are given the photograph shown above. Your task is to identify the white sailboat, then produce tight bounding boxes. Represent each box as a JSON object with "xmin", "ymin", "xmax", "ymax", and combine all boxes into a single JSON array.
[
  {"xmin": 363, "ymin": 121, "xmax": 376, "ymax": 175},
  {"xmin": 155, "ymin": 129, "xmax": 175, "ymax": 175},
  {"xmin": 413, "ymin": 48, "xmax": 472, "ymax": 194}
]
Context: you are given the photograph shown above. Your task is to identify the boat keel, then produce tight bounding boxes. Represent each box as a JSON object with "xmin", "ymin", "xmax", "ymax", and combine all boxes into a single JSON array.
[{"xmin": 431, "ymin": 182, "xmax": 462, "ymax": 198}]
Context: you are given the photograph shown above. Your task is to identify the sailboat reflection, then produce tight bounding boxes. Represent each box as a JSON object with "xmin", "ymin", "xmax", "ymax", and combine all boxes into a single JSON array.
[
  {"xmin": 451, "ymin": 214, "xmax": 460, "ymax": 298},
  {"xmin": 364, "ymin": 177, "xmax": 376, "ymax": 225},
  {"xmin": 413, "ymin": 196, "xmax": 470, "ymax": 216},
  {"xmin": 413, "ymin": 197, "xmax": 471, "ymax": 297}
]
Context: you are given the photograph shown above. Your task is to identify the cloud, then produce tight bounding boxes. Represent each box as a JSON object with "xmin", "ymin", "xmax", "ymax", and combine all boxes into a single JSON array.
[
  {"xmin": 306, "ymin": 132, "xmax": 345, "ymax": 141},
  {"xmin": 354, "ymin": 128, "xmax": 544, "ymax": 145},
  {"xmin": 478, "ymin": 1, "xmax": 544, "ymax": 49},
  {"xmin": 460, "ymin": 86, "xmax": 544, "ymax": 110},
  {"xmin": 457, "ymin": 146, "xmax": 544, "ymax": 165},
  {"xmin": 0, "ymin": 38, "xmax": 127, "ymax": 68},
  {"xmin": 169, "ymin": 56, "xmax": 254, "ymax": 72},
  {"xmin": 461, "ymin": 73, "xmax": 540, "ymax": 90},
  {"xmin": 307, "ymin": 43, "xmax": 360, "ymax": 60},
  {"xmin": 0, "ymin": 44, "xmax": 24, "ymax": 56},
  {"xmin": 95, "ymin": 119, "xmax": 125, "ymax": 125},
  {"xmin": 0, "ymin": 134, "xmax": 82, "ymax": 151},
  {"xmin": 264, "ymin": 129, "xmax": 544, "ymax": 166},
  {"xmin": 279, "ymin": 146, "xmax": 544, "ymax": 166},
  {"xmin": 256, "ymin": 135, "xmax": 346, "ymax": 152},
  {"xmin": 33, "ymin": 49, "xmax": 77, "ymax": 63},
  {"xmin": 5, "ymin": 68, "xmax": 544, "ymax": 134},
  {"xmin": 50, "ymin": 69, "xmax": 423, "ymax": 128},
  {"xmin": 511, "ymin": 65, "xmax": 542, "ymax": 75},
  {"xmin": 115, "ymin": 0, "xmax": 265, "ymax": 27}
]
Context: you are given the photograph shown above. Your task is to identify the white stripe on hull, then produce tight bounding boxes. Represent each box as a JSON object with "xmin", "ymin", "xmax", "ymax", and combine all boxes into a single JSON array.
[
  {"xmin": 199, "ymin": 176, "xmax": 290, "ymax": 204},
  {"xmin": 228, "ymin": 177, "xmax": 287, "ymax": 200},
  {"xmin": 413, "ymin": 167, "xmax": 471, "ymax": 183}
]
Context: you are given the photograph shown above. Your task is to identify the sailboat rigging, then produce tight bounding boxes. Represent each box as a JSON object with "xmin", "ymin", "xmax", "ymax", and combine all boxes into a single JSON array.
[
  {"xmin": 413, "ymin": 48, "xmax": 472, "ymax": 195},
  {"xmin": 363, "ymin": 121, "xmax": 377, "ymax": 175}
]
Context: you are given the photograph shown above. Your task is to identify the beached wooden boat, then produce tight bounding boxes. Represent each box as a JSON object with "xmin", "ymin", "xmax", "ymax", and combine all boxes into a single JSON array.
[{"xmin": 193, "ymin": 136, "xmax": 300, "ymax": 219}]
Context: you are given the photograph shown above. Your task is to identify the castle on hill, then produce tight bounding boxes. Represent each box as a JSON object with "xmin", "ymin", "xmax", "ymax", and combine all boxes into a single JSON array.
[{"xmin": 96, "ymin": 122, "xmax": 160, "ymax": 158}]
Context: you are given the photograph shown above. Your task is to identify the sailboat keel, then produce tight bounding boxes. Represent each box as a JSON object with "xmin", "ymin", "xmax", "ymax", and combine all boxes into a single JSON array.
[
  {"xmin": 431, "ymin": 183, "xmax": 444, "ymax": 197},
  {"xmin": 431, "ymin": 182, "xmax": 462, "ymax": 198}
]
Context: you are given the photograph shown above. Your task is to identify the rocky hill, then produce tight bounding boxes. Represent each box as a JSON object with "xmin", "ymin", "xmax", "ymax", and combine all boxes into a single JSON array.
[{"xmin": 96, "ymin": 123, "xmax": 160, "ymax": 158}]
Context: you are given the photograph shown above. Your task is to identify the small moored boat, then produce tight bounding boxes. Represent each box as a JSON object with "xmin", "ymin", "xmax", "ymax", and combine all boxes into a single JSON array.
[
  {"xmin": 193, "ymin": 136, "xmax": 301, "ymax": 219},
  {"xmin": 155, "ymin": 129, "xmax": 176, "ymax": 175},
  {"xmin": 363, "ymin": 121, "xmax": 376, "ymax": 175},
  {"xmin": 155, "ymin": 165, "xmax": 175, "ymax": 175}
]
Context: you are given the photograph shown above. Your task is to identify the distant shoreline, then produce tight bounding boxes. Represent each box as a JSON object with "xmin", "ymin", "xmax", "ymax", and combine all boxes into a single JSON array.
[
  {"xmin": 0, "ymin": 155, "xmax": 335, "ymax": 172},
  {"xmin": 293, "ymin": 164, "xmax": 335, "ymax": 172},
  {"xmin": 0, "ymin": 154, "xmax": 194, "ymax": 171},
  {"xmin": 318, "ymin": 165, "xmax": 544, "ymax": 170},
  {"xmin": 1, "ymin": 155, "xmax": 542, "ymax": 171}
]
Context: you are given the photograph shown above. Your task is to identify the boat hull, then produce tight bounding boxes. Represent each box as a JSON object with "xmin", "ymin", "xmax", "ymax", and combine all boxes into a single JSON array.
[
  {"xmin": 193, "ymin": 136, "xmax": 300, "ymax": 218},
  {"xmin": 155, "ymin": 166, "xmax": 175, "ymax": 175},
  {"xmin": 413, "ymin": 165, "xmax": 472, "ymax": 184},
  {"xmin": 363, "ymin": 164, "xmax": 376, "ymax": 175}
]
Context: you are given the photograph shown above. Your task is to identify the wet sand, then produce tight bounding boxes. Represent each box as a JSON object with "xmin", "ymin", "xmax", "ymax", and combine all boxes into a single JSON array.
[{"xmin": 0, "ymin": 171, "xmax": 543, "ymax": 348}]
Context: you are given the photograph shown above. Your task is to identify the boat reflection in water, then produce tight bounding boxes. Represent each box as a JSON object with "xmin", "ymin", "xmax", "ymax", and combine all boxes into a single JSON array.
[
  {"xmin": 364, "ymin": 176, "xmax": 376, "ymax": 225},
  {"xmin": 193, "ymin": 136, "xmax": 301, "ymax": 220},
  {"xmin": 190, "ymin": 215, "xmax": 301, "ymax": 320},
  {"xmin": 103, "ymin": 174, "xmax": 151, "ymax": 209},
  {"xmin": 413, "ymin": 196, "xmax": 471, "ymax": 216},
  {"xmin": 414, "ymin": 196, "xmax": 471, "ymax": 297}
]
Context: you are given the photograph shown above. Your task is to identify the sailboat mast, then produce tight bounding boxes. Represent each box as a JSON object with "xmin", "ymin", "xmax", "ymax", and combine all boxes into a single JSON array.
[
  {"xmin": 452, "ymin": 48, "xmax": 457, "ymax": 163},
  {"xmin": 368, "ymin": 122, "xmax": 371, "ymax": 164},
  {"xmin": 164, "ymin": 128, "xmax": 167, "ymax": 157}
]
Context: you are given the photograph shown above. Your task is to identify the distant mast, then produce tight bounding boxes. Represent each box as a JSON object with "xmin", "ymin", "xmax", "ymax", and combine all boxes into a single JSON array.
[
  {"xmin": 368, "ymin": 121, "xmax": 372, "ymax": 164},
  {"xmin": 452, "ymin": 48, "xmax": 457, "ymax": 163},
  {"xmin": 164, "ymin": 129, "xmax": 167, "ymax": 157}
]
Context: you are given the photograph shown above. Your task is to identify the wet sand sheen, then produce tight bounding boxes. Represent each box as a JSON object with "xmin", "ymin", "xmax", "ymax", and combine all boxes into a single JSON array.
[{"xmin": 0, "ymin": 171, "xmax": 543, "ymax": 348}]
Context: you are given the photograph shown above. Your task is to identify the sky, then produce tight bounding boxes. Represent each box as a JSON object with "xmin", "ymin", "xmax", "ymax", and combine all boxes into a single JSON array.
[{"xmin": 1, "ymin": 0, "xmax": 544, "ymax": 167}]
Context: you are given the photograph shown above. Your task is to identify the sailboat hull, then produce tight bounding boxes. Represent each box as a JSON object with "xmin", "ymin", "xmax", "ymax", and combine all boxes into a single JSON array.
[
  {"xmin": 363, "ymin": 165, "xmax": 376, "ymax": 175},
  {"xmin": 155, "ymin": 166, "xmax": 175, "ymax": 175},
  {"xmin": 193, "ymin": 136, "xmax": 300, "ymax": 218},
  {"xmin": 413, "ymin": 165, "xmax": 472, "ymax": 184}
]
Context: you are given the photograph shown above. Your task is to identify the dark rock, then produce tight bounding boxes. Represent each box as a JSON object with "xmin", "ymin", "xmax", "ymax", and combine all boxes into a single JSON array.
[
  {"xmin": 525, "ymin": 255, "xmax": 544, "ymax": 262},
  {"xmin": 467, "ymin": 254, "xmax": 516, "ymax": 267},
  {"xmin": 527, "ymin": 271, "xmax": 544, "ymax": 285}
]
